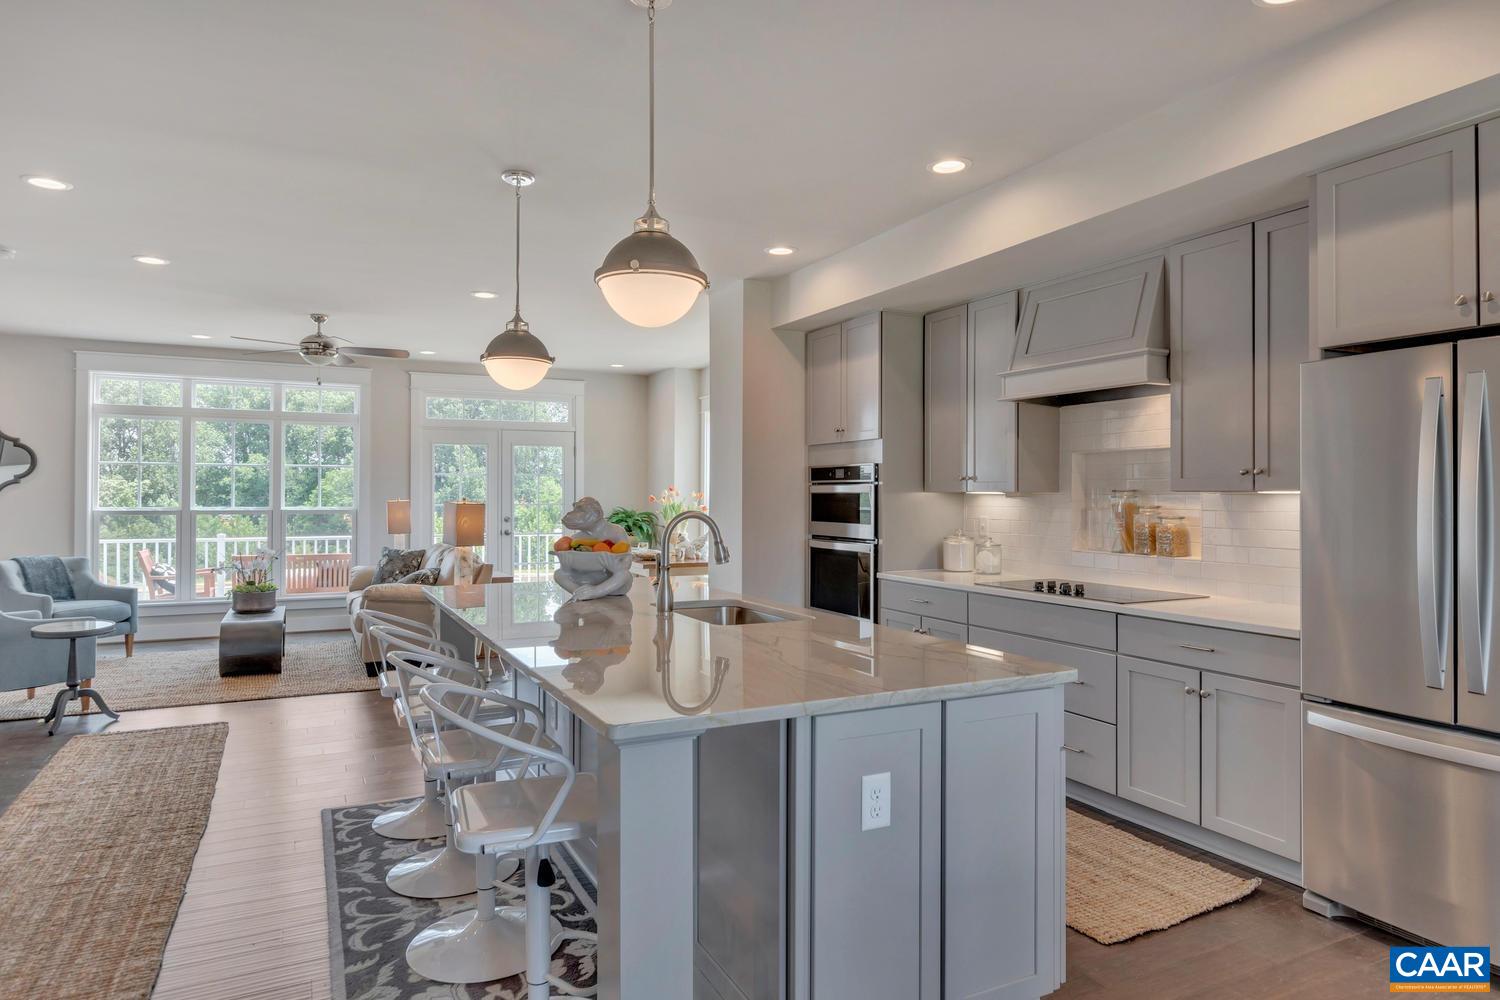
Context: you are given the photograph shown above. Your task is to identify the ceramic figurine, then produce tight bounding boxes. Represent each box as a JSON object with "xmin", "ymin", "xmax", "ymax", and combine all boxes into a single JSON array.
[{"xmin": 552, "ymin": 497, "xmax": 635, "ymax": 600}]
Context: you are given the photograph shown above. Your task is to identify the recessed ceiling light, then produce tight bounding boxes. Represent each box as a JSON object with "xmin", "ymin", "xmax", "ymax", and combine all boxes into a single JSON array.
[
  {"xmin": 471, "ymin": 290, "xmax": 498, "ymax": 299},
  {"xmin": 928, "ymin": 158, "xmax": 970, "ymax": 175},
  {"xmin": 190, "ymin": 334, "xmax": 212, "ymax": 340},
  {"xmin": 765, "ymin": 246, "xmax": 797, "ymax": 256},
  {"xmin": 1252, "ymin": 0, "xmax": 1298, "ymax": 5},
  {"xmin": 133, "ymin": 255, "xmax": 170, "ymax": 266},
  {"xmin": 22, "ymin": 175, "xmax": 72, "ymax": 191},
  {"xmin": 609, "ymin": 364, "xmax": 625, "ymax": 368},
  {"xmin": 419, "ymin": 350, "xmax": 436, "ymax": 356}
]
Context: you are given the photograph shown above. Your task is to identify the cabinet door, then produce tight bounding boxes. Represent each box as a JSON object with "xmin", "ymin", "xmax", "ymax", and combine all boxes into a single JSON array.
[
  {"xmin": 1117, "ymin": 656, "xmax": 1201, "ymax": 823},
  {"xmin": 1254, "ymin": 208, "xmax": 1309, "ymax": 493},
  {"xmin": 842, "ymin": 313, "xmax": 883, "ymax": 442},
  {"xmin": 1200, "ymin": 673, "xmax": 1301, "ymax": 861},
  {"xmin": 920, "ymin": 616, "xmax": 968, "ymax": 643},
  {"xmin": 969, "ymin": 291, "xmax": 1020, "ymax": 493},
  {"xmin": 812, "ymin": 703, "xmax": 941, "ymax": 1000},
  {"xmin": 805, "ymin": 324, "xmax": 844, "ymax": 445},
  {"xmin": 1478, "ymin": 119, "xmax": 1500, "ymax": 328},
  {"xmin": 1314, "ymin": 128, "xmax": 1478, "ymax": 348},
  {"xmin": 1169, "ymin": 224, "xmax": 1255, "ymax": 491},
  {"xmin": 880, "ymin": 608, "xmax": 921, "ymax": 632},
  {"xmin": 945, "ymin": 688, "xmax": 1063, "ymax": 1000},
  {"xmin": 923, "ymin": 305, "xmax": 969, "ymax": 492}
]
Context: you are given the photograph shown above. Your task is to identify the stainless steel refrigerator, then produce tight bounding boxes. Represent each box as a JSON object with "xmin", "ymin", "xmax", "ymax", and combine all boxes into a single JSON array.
[{"xmin": 1302, "ymin": 339, "xmax": 1500, "ymax": 951}]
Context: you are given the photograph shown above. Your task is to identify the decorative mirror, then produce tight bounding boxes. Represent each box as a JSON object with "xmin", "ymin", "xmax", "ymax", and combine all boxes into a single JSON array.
[{"xmin": 0, "ymin": 432, "xmax": 37, "ymax": 493}]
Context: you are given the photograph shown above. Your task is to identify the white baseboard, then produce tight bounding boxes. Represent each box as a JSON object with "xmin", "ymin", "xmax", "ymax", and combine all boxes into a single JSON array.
[{"xmin": 105, "ymin": 614, "xmax": 349, "ymax": 644}]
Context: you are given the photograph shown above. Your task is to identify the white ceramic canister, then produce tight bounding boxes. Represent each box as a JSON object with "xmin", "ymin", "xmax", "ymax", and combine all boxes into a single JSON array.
[{"xmin": 942, "ymin": 530, "xmax": 976, "ymax": 572}]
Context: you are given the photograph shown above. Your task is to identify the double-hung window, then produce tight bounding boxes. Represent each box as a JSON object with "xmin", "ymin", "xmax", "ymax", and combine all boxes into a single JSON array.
[{"xmin": 83, "ymin": 362, "xmax": 365, "ymax": 604}]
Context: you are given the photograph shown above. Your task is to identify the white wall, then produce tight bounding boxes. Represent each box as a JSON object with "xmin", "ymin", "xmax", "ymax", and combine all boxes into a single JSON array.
[
  {"xmin": 0, "ymin": 330, "xmax": 649, "ymax": 562},
  {"xmin": 646, "ymin": 367, "xmax": 704, "ymax": 501}
]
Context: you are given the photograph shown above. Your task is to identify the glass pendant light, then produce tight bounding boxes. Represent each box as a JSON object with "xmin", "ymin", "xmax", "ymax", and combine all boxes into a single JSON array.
[
  {"xmin": 482, "ymin": 169, "xmax": 555, "ymax": 390},
  {"xmin": 594, "ymin": 0, "xmax": 708, "ymax": 328}
]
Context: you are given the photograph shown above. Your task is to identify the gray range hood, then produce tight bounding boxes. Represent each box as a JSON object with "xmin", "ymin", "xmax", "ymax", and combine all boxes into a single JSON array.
[{"xmin": 1000, "ymin": 254, "xmax": 1169, "ymax": 400}]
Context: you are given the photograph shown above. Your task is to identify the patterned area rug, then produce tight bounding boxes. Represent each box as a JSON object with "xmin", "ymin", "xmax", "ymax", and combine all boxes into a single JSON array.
[
  {"xmin": 1066, "ymin": 809, "xmax": 1261, "ymax": 944},
  {"xmin": 0, "ymin": 724, "xmax": 228, "ymax": 998},
  {"xmin": 323, "ymin": 800, "xmax": 598, "ymax": 999},
  {"xmin": 0, "ymin": 638, "xmax": 376, "ymax": 721}
]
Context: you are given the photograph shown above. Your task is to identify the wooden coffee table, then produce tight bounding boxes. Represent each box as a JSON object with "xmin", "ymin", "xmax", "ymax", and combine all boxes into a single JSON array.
[{"xmin": 218, "ymin": 606, "xmax": 286, "ymax": 676}]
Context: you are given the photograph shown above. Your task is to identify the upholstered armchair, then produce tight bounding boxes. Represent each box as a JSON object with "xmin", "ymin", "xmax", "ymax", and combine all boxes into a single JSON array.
[
  {"xmin": 0, "ymin": 557, "xmax": 139, "ymax": 655},
  {"xmin": 0, "ymin": 610, "xmax": 98, "ymax": 698}
]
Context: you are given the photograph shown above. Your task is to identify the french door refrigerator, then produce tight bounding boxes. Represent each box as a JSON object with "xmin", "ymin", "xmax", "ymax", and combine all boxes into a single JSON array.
[{"xmin": 1302, "ymin": 338, "xmax": 1500, "ymax": 952}]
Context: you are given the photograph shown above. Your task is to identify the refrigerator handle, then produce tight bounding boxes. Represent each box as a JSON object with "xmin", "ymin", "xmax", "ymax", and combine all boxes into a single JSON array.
[
  {"xmin": 1307, "ymin": 710, "xmax": 1500, "ymax": 773},
  {"xmin": 1460, "ymin": 371, "xmax": 1494, "ymax": 695},
  {"xmin": 1417, "ymin": 376, "xmax": 1452, "ymax": 691}
]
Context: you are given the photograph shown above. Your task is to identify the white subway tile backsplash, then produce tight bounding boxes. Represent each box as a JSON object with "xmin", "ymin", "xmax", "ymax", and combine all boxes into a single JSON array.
[{"xmin": 962, "ymin": 394, "xmax": 1300, "ymax": 606}]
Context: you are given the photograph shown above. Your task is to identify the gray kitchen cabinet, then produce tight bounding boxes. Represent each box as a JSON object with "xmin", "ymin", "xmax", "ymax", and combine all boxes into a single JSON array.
[
  {"xmin": 1199, "ymin": 672, "xmax": 1301, "ymax": 861},
  {"xmin": 881, "ymin": 608, "xmax": 922, "ymax": 632},
  {"xmin": 924, "ymin": 294, "xmax": 1059, "ymax": 494},
  {"xmin": 1116, "ymin": 655, "xmax": 1201, "ymax": 824},
  {"xmin": 970, "ymin": 625, "xmax": 1116, "ymax": 724},
  {"xmin": 945, "ymin": 689, "xmax": 1063, "ymax": 1000},
  {"xmin": 880, "ymin": 607, "xmax": 966, "ymax": 642},
  {"xmin": 805, "ymin": 324, "xmax": 845, "ymax": 445},
  {"xmin": 812, "ymin": 703, "xmax": 941, "ymax": 1000},
  {"xmin": 1169, "ymin": 224, "xmax": 1255, "ymax": 492},
  {"xmin": 1314, "ymin": 127, "xmax": 1478, "ymax": 348},
  {"xmin": 1480, "ymin": 118, "xmax": 1500, "ymax": 328},
  {"xmin": 1063, "ymin": 710, "xmax": 1117, "ymax": 795},
  {"xmin": 805, "ymin": 313, "xmax": 882, "ymax": 445},
  {"xmin": 1253, "ymin": 208, "xmax": 1309, "ymax": 492}
]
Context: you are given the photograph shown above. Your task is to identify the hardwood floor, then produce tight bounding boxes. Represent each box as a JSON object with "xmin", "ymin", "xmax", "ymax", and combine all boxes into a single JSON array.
[{"xmin": 0, "ymin": 636, "xmax": 1458, "ymax": 998}]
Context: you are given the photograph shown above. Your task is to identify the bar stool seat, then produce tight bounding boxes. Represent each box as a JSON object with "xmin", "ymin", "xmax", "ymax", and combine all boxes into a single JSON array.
[{"xmin": 451, "ymin": 775, "xmax": 596, "ymax": 855}]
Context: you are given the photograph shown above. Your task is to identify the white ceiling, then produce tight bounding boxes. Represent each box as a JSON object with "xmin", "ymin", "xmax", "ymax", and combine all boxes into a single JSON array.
[{"xmin": 0, "ymin": 0, "xmax": 1393, "ymax": 372}]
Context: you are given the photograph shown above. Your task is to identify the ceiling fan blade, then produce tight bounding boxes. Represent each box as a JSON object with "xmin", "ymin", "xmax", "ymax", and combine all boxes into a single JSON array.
[
  {"xmin": 332, "ymin": 353, "xmax": 358, "ymax": 367},
  {"xmin": 338, "ymin": 346, "xmax": 410, "ymax": 359},
  {"xmin": 233, "ymin": 336, "xmax": 302, "ymax": 346}
]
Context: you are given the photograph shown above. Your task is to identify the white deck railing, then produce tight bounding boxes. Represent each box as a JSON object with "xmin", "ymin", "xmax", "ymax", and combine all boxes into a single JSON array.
[{"xmin": 98, "ymin": 534, "xmax": 353, "ymax": 595}]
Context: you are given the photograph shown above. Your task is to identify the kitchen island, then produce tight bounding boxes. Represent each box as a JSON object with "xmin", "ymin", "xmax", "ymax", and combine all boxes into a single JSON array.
[{"xmin": 425, "ymin": 577, "xmax": 1076, "ymax": 1000}]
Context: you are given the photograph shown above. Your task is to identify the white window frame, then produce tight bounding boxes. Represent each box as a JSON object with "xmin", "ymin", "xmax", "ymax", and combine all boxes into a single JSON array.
[{"xmin": 75, "ymin": 352, "xmax": 373, "ymax": 616}]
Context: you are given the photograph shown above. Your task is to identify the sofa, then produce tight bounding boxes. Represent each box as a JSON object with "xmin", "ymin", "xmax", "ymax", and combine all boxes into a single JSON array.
[
  {"xmin": 0, "ymin": 609, "xmax": 98, "ymax": 697},
  {"xmin": 347, "ymin": 544, "xmax": 495, "ymax": 669},
  {"xmin": 0, "ymin": 557, "xmax": 139, "ymax": 655}
]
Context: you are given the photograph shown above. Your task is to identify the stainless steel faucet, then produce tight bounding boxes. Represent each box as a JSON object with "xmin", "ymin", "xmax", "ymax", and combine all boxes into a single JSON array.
[{"xmin": 657, "ymin": 510, "xmax": 731, "ymax": 615}]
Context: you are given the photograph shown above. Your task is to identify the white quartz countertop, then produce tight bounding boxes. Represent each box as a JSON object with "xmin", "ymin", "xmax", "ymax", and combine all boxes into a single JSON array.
[
  {"xmin": 424, "ymin": 578, "xmax": 1076, "ymax": 742},
  {"xmin": 878, "ymin": 570, "xmax": 1301, "ymax": 639}
]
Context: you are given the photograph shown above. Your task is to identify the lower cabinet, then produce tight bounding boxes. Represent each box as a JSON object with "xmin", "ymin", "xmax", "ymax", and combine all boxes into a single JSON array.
[
  {"xmin": 880, "ymin": 607, "xmax": 968, "ymax": 643},
  {"xmin": 1117, "ymin": 656, "xmax": 1201, "ymax": 823},
  {"xmin": 1063, "ymin": 711, "xmax": 1116, "ymax": 795}
]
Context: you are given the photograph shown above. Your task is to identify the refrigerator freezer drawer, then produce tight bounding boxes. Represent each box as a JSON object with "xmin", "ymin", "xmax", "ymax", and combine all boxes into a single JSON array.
[{"xmin": 1304, "ymin": 703, "xmax": 1500, "ymax": 951}]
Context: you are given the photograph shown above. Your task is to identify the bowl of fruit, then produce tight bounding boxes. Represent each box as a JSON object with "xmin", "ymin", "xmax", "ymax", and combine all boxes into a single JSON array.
[{"xmin": 551, "ymin": 534, "xmax": 634, "ymax": 587}]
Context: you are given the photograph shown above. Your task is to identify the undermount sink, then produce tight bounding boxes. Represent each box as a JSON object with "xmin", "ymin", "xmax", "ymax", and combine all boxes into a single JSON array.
[{"xmin": 673, "ymin": 602, "xmax": 795, "ymax": 626}]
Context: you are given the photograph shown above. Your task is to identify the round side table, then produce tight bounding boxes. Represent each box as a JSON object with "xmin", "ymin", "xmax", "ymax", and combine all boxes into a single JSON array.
[{"xmin": 30, "ymin": 618, "xmax": 120, "ymax": 735}]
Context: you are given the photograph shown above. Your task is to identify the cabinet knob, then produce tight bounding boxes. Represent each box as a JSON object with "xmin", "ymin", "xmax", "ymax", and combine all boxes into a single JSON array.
[
  {"xmin": 1252, "ymin": 467, "xmax": 1266, "ymax": 476},
  {"xmin": 1238, "ymin": 468, "xmax": 1252, "ymax": 476},
  {"xmin": 1185, "ymin": 686, "xmax": 1199, "ymax": 696},
  {"xmin": 1486, "ymin": 291, "xmax": 1497, "ymax": 303},
  {"xmin": 1456, "ymin": 294, "xmax": 1470, "ymax": 307},
  {"xmin": 1199, "ymin": 689, "xmax": 1212, "ymax": 699}
]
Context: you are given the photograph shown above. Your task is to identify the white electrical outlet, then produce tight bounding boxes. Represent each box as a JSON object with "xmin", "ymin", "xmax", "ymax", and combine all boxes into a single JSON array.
[{"xmin": 861, "ymin": 772, "xmax": 891, "ymax": 831}]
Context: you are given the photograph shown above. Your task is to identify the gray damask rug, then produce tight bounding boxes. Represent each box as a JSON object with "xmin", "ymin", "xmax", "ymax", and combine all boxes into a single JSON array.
[{"xmin": 323, "ymin": 800, "xmax": 598, "ymax": 999}]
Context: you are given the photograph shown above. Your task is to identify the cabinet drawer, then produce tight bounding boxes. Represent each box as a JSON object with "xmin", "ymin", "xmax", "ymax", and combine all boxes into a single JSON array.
[
  {"xmin": 968, "ymin": 594, "xmax": 1116, "ymax": 650},
  {"xmin": 1118, "ymin": 616, "xmax": 1299, "ymax": 687},
  {"xmin": 921, "ymin": 617, "xmax": 968, "ymax": 643},
  {"xmin": 880, "ymin": 581, "xmax": 968, "ymax": 624},
  {"xmin": 1063, "ymin": 712, "xmax": 1116, "ymax": 795},
  {"xmin": 970, "ymin": 626, "xmax": 1116, "ymax": 723},
  {"xmin": 881, "ymin": 609, "xmax": 921, "ymax": 632}
]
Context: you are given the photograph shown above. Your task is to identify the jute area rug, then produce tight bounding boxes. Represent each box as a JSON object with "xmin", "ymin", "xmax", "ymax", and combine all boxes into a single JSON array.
[
  {"xmin": 324, "ymin": 800, "xmax": 597, "ymax": 999},
  {"xmin": 0, "ymin": 638, "xmax": 375, "ymax": 722},
  {"xmin": 1067, "ymin": 809, "xmax": 1262, "ymax": 945},
  {"xmin": 0, "ymin": 724, "xmax": 228, "ymax": 999}
]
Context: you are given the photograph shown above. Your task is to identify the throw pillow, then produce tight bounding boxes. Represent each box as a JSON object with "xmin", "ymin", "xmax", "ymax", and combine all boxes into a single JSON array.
[
  {"xmin": 396, "ymin": 567, "xmax": 441, "ymax": 586},
  {"xmin": 373, "ymin": 547, "xmax": 425, "ymax": 584}
]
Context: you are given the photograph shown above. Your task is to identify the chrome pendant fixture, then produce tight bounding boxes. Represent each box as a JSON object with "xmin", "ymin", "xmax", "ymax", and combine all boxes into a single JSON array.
[
  {"xmin": 482, "ymin": 169, "xmax": 555, "ymax": 390},
  {"xmin": 594, "ymin": 0, "xmax": 708, "ymax": 328}
]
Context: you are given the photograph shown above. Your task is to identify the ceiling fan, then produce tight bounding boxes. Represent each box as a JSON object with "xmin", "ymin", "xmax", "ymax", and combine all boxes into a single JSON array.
[{"xmin": 234, "ymin": 314, "xmax": 410, "ymax": 367}]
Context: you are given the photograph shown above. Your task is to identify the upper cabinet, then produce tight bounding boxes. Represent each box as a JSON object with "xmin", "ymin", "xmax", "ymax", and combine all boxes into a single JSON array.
[
  {"xmin": 1314, "ymin": 128, "xmax": 1478, "ymax": 348},
  {"xmin": 805, "ymin": 313, "xmax": 882, "ymax": 445},
  {"xmin": 924, "ymin": 293, "xmax": 1059, "ymax": 494},
  {"xmin": 1169, "ymin": 209, "xmax": 1308, "ymax": 492},
  {"xmin": 1002, "ymin": 256, "xmax": 1168, "ymax": 401}
]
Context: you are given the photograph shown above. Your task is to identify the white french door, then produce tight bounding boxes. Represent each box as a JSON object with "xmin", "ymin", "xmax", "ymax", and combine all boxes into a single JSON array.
[{"xmin": 417, "ymin": 428, "xmax": 575, "ymax": 580}]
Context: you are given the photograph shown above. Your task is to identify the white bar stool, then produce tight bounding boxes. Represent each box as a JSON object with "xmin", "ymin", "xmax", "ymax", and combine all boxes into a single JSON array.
[
  {"xmin": 409, "ymin": 681, "xmax": 596, "ymax": 996},
  {"xmin": 383, "ymin": 644, "xmax": 555, "ymax": 900}
]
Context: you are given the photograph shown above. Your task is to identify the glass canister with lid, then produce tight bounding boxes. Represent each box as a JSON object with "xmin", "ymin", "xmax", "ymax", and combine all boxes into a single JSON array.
[
  {"xmin": 1156, "ymin": 514, "xmax": 1191, "ymax": 557},
  {"xmin": 975, "ymin": 533, "xmax": 1003, "ymax": 575},
  {"xmin": 942, "ymin": 529, "xmax": 976, "ymax": 572},
  {"xmin": 1109, "ymin": 489, "xmax": 1141, "ymax": 553},
  {"xmin": 1133, "ymin": 504, "xmax": 1162, "ymax": 557}
]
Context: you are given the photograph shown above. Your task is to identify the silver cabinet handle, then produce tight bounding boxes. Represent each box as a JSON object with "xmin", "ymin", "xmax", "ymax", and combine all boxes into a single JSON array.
[
  {"xmin": 1199, "ymin": 689, "xmax": 1212, "ymax": 699},
  {"xmin": 911, "ymin": 598, "xmax": 931, "ymax": 604},
  {"xmin": 1457, "ymin": 294, "xmax": 1470, "ymax": 307},
  {"xmin": 1252, "ymin": 467, "xmax": 1266, "ymax": 476},
  {"xmin": 1238, "ymin": 468, "xmax": 1251, "ymax": 476},
  {"xmin": 1179, "ymin": 643, "xmax": 1216, "ymax": 653},
  {"xmin": 1485, "ymin": 291, "xmax": 1496, "ymax": 303},
  {"xmin": 1460, "ymin": 370, "xmax": 1494, "ymax": 696},
  {"xmin": 1417, "ymin": 376, "xmax": 1452, "ymax": 691},
  {"xmin": 1185, "ymin": 686, "xmax": 1198, "ymax": 695},
  {"xmin": 913, "ymin": 627, "xmax": 929, "ymax": 635},
  {"xmin": 1061, "ymin": 744, "xmax": 1085, "ymax": 754},
  {"xmin": 1069, "ymin": 679, "xmax": 1087, "ymax": 685}
]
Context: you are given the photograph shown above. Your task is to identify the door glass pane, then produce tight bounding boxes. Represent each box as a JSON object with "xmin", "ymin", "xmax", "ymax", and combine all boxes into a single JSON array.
[
  {"xmin": 511, "ymin": 443, "xmax": 565, "ymax": 580},
  {"xmin": 432, "ymin": 443, "xmax": 488, "ymax": 561},
  {"xmin": 195, "ymin": 513, "xmax": 271, "ymax": 598},
  {"xmin": 96, "ymin": 513, "xmax": 179, "ymax": 602}
]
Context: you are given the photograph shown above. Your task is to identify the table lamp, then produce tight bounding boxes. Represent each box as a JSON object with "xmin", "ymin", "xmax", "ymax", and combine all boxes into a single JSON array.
[
  {"xmin": 443, "ymin": 500, "xmax": 485, "ymax": 561},
  {"xmin": 386, "ymin": 499, "xmax": 411, "ymax": 550}
]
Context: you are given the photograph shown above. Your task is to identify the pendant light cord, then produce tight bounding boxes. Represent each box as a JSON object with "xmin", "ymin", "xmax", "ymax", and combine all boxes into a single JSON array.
[
  {"xmin": 647, "ymin": 0, "xmax": 656, "ymax": 212},
  {"xmin": 513, "ymin": 177, "xmax": 522, "ymax": 319}
]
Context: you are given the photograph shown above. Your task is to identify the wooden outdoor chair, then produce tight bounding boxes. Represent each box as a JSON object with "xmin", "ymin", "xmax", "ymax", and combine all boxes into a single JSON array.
[{"xmin": 136, "ymin": 549, "xmax": 215, "ymax": 598}]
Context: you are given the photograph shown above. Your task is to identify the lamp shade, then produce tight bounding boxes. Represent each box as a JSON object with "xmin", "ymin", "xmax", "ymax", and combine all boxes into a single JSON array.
[
  {"xmin": 443, "ymin": 500, "xmax": 485, "ymax": 547},
  {"xmin": 386, "ymin": 499, "xmax": 411, "ymax": 534},
  {"xmin": 594, "ymin": 227, "xmax": 708, "ymax": 328},
  {"xmin": 481, "ymin": 319, "xmax": 554, "ymax": 390}
]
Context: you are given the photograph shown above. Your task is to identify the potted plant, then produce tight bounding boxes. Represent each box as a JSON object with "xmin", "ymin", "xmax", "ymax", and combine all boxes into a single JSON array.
[
  {"xmin": 221, "ymin": 547, "xmax": 279, "ymax": 613},
  {"xmin": 607, "ymin": 507, "xmax": 660, "ymax": 548}
]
